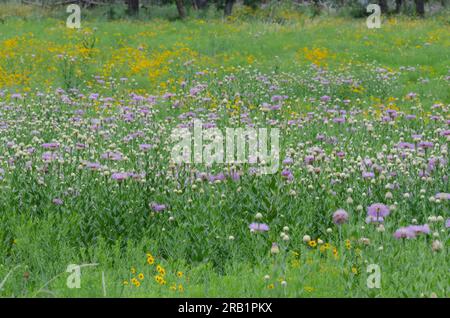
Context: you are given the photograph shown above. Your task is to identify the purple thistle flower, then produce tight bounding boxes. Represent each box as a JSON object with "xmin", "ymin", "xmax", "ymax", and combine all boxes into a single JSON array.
[
  {"xmin": 446, "ymin": 219, "xmax": 450, "ymax": 228},
  {"xmin": 281, "ymin": 168, "xmax": 293, "ymax": 181},
  {"xmin": 150, "ymin": 203, "xmax": 167, "ymax": 212},
  {"xmin": 304, "ymin": 155, "xmax": 315, "ymax": 164},
  {"xmin": 332, "ymin": 209, "xmax": 349, "ymax": 225},
  {"xmin": 320, "ymin": 95, "xmax": 331, "ymax": 103},
  {"xmin": 52, "ymin": 198, "xmax": 63, "ymax": 205},
  {"xmin": 362, "ymin": 171, "xmax": 375, "ymax": 179},
  {"xmin": 111, "ymin": 172, "xmax": 128, "ymax": 181},
  {"xmin": 435, "ymin": 193, "xmax": 450, "ymax": 200},
  {"xmin": 407, "ymin": 224, "xmax": 430, "ymax": 235},
  {"xmin": 86, "ymin": 162, "xmax": 102, "ymax": 171},
  {"xmin": 139, "ymin": 144, "xmax": 153, "ymax": 152},
  {"xmin": 418, "ymin": 141, "xmax": 433, "ymax": 149},
  {"xmin": 42, "ymin": 142, "xmax": 60, "ymax": 149},
  {"xmin": 396, "ymin": 142, "xmax": 415, "ymax": 150},
  {"xmin": 366, "ymin": 215, "xmax": 384, "ymax": 224},
  {"xmin": 367, "ymin": 203, "xmax": 390, "ymax": 218},
  {"xmin": 394, "ymin": 227, "xmax": 416, "ymax": 239},
  {"xmin": 42, "ymin": 152, "xmax": 59, "ymax": 162},
  {"xmin": 249, "ymin": 222, "xmax": 270, "ymax": 233}
]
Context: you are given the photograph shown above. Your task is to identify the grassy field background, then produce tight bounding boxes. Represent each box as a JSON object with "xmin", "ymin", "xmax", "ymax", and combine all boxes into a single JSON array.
[{"xmin": 0, "ymin": 3, "xmax": 449, "ymax": 297}]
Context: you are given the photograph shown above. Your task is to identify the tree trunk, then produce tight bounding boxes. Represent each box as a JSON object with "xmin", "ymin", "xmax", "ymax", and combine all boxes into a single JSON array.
[
  {"xmin": 224, "ymin": 0, "xmax": 235, "ymax": 16},
  {"xmin": 395, "ymin": 0, "xmax": 402, "ymax": 13},
  {"xmin": 176, "ymin": 0, "xmax": 186, "ymax": 19},
  {"xmin": 415, "ymin": 0, "xmax": 425, "ymax": 17},
  {"xmin": 194, "ymin": 0, "xmax": 208, "ymax": 10},
  {"xmin": 378, "ymin": 0, "xmax": 388, "ymax": 14},
  {"xmin": 127, "ymin": 0, "xmax": 139, "ymax": 16}
]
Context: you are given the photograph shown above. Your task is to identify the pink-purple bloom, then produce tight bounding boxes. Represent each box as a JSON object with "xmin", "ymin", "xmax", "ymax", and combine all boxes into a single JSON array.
[
  {"xmin": 367, "ymin": 203, "xmax": 390, "ymax": 218},
  {"xmin": 435, "ymin": 193, "xmax": 450, "ymax": 200},
  {"xmin": 111, "ymin": 172, "xmax": 128, "ymax": 181},
  {"xmin": 150, "ymin": 203, "xmax": 167, "ymax": 212},
  {"xmin": 249, "ymin": 222, "xmax": 270, "ymax": 233},
  {"xmin": 394, "ymin": 224, "xmax": 430, "ymax": 239},
  {"xmin": 332, "ymin": 209, "xmax": 349, "ymax": 225},
  {"xmin": 394, "ymin": 227, "xmax": 415, "ymax": 239}
]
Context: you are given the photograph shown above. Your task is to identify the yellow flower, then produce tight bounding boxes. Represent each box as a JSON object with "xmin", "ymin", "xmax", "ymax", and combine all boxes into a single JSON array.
[
  {"xmin": 304, "ymin": 286, "xmax": 314, "ymax": 293},
  {"xmin": 138, "ymin": 273, "xmax": 144, "ymax": 280},
  {"xmin": 131, "ymin": 267, "xmax": 136, "ymax": 274},
  {"xmin": 333, "ymin": 247, "xmax": 339, "ymax": 259},
  {"xmin": 123, "ymin": 280, "xmax": 129, "ymax": 286},
  {"xmin": 177, "ymin": 271, "xmax": 183, "ymax": 278},
  {"xmin": 308, "ymin": 240, "xmax": 317, "ymax": 248},
  {"xmin": 154, "ymin": 275, "xmax": 166, "ymax": 285},
  {"xmin": 178, "ymin": 284, "xmax": 184, "ymax": 292},
  {"xmin": 134, "ymin": 281, "xmax": 141, "ymax": 287},
  {"xmin": 352, "ymin": 267, "xmax": 358, "ymax": 275},
  {"xmin": 147, "ymin": 256, "xmax": 155, "ymax": 265},
  {"xmin": 157, "ymin": 265, "xmax": 166, "ymax": 276},
  {"xmin": 170, "ymin": 284, "xmax": 177, "ymax": 291},
  {"xmin": 267, "ymin": 284, "xmax": 274, "ymax": 289},
  {"xmin": 345, "ymin": 239, "xmax": 352, "ymax": 250}
]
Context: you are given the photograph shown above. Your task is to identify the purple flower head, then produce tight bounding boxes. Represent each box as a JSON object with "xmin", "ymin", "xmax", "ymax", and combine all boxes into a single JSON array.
[
  {"xmin": 418, "ymin": 141, "xmax": 433, "ymax": 149},
  {"xmin": 333, "ymin": 117, "xmax": 346, "ymax": 124},
  {"xmin": 139, "ymin": 144, "xmax": 153, "ymax": 152},
  {"xmin": 332, "ymin": 209, "xmax": 349, "ymax": 225},
  {"xmin": 249, "ymin": 222, "xmax": 270, "ymax": 233},
  {"xmin": 362, "ymin": 171, "xmax": 375, "ymax": 179},
  {"xmin": 102, "ymin": 151, "xmax": 123, "ymax": 161},
  {"xmin": 304, "ymin": 155, "xmax": 315, "ymax": 165},
  {"xmin": 89, "ymin": 93, "xmax": 99, "ymax": 100},
  {"xmin": 42, "ymin": 152, "xmax": 60, "ymax": 162},
  {"xmin": 435, "ymin": 193, "xmax": 450, "ymax": 200},
  {"xmin": 366, "ymin": 215, "xmax": 384, "ymax": 224},
  {"xmin": 229, "ymin": 171, "xmax": 240, "ymax": 181},
  {"xmin": 440, "ymin": 130, "xmax": 450, "ymax": 137},
  {"xmin": 407, "ymin": 224, "xmax": 430, "ymax": 236},
  {"xmin": 281, "ymin": 169, "xmax": 293, "ymax": 181},
  {"xmin": 11, "ymin": 93, "xmax": 23, "ymax": 99},
  {"xmin": 367, "ymin": 203, "xmax": 390, "ymax": 218},
  {"xmin": 86, "ymin": 162, "xmax": 101, "ymax": 171},
  {"xmin": 320, "ymin": 95, "xmax": 331, "ymax": 103},
  {"xmin": 394, "ymin": 227, "xmax": 416, "ymax": 239},
  {"xmin": 446, "ymin": 219, "xmax": 450, "ymax": 228},
  {"xmin": 42, "ymin": 143, "xmax": 60, "ymax": 149},
  {"xmin": 150, "ymin": 203, "xmax": 166, "ymax": 212},
  {"xmin": 52, "ymin": 198, "xmax": 63, "ymax": 205},
  {"xmin": 396, "ymin": 142, "xmax": 415, "ymax": 150},
  {"xmin": 111, "ymin": 172, "xmax": 128, "ymax": 181}
]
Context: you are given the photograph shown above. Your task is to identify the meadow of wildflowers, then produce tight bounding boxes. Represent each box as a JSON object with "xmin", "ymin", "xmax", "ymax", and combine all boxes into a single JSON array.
[{"xmin": 0, "ymin": 7, "xmax": 449, "ymax": 298}]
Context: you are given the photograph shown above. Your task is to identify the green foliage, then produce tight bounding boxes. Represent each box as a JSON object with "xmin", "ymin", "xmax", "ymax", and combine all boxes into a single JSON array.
[{"xmin": 0, "ymin": 7, "xmax": 449, "ymax": 298}]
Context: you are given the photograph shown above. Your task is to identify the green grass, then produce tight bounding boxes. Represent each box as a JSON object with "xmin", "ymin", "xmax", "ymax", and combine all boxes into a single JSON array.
[{"xmin": 0, "ymin": 5, "xmax": 449, "ymax": 298}]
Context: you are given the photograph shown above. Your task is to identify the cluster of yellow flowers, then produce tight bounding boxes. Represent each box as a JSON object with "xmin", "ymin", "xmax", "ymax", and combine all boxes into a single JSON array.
[
  {"xmin": 301, "ymin": 47, "xmax": 333, "ymax": 67},
  {"xmin": 123, "ymin": 252, "xmax": 184, "ymax": 293},
  {"xmin": 305, "ymin": 238, "xmax": 343, "ymax": 260}
]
